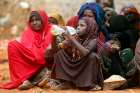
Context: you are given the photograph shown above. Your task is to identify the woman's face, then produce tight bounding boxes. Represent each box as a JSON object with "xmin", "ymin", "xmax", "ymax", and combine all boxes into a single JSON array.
[
  {"xmin": 48, "ymin": 17, "xmax": 58, "ymax": 25},
  {"xmin": 76, "ymin": 19, "xmax": 87, "ymax": 37},
  {"xmin": 105, "ymin": 11, "xmax": 113, "ymax": 26},
  {"xmin": 83, "ymin": 9, "xmax": 95, "ymax": 19},
  {"xmin": 120, "ymin": 8, "xmax": 128, "ymax": 15},
  {"xmin": 30, "ymin": 15, "xmax": 43, "ymax": 31},
  {"xmin": 105, "ymin": 11, "xmax": 112, "ymax": 21}
]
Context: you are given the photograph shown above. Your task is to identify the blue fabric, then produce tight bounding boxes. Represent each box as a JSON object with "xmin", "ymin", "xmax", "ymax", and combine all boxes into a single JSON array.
[
  {"xmin": 78, "ymin": 3, "xmax": 110, "ymax": 41},
  {"xmin": 78, "ymin": 3, "xmax": 105, "ymax": 26}
]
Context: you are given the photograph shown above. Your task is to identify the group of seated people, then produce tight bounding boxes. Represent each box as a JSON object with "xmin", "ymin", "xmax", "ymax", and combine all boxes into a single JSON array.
[{"xmin": 0, "ymin": 2, "xmax": 140, "ymax": 91}]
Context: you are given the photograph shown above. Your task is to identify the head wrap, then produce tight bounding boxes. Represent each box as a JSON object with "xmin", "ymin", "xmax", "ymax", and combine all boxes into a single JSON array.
[
  {"xmin": 49, "ymin": 13, "xmax": 65, "ymax": 26},
  {"xmin": 78, "ymin": 2, "xmax": 105, "ymax": 26}
]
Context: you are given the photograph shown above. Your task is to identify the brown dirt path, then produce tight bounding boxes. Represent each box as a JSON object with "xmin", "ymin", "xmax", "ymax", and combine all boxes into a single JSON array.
[{"xmin": 0, "ymin": 62, "xmax": 140, "ymax": 93}]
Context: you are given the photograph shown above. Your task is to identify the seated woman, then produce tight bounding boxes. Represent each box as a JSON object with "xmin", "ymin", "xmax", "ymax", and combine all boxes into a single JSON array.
[
  {"xmin": 119, "ymin": 38, "xmax": 140, "ymax": 89},
  {"xmin": 100, "ymin": 15, "xmax": 139, "ymax": 89},
  {"xmin": 51, "ymin": 17, "xmax": 103, "ymax": 90},
  {"xmin": 121, "ymin": 5, "xmax": 140, "ymax": 35},
  {"xmin": 0, "ymin": 10, "xmax": 53, "ymax": 89}
]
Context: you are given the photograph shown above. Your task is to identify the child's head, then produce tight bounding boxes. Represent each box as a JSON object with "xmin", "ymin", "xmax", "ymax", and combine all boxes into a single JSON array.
[{"xmin": 76, "ymin": 17, "xmax": 98, "ymax": 39}]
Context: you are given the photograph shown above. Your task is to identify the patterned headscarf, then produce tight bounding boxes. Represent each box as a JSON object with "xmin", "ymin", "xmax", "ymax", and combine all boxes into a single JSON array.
[
  {"xmin": 103, "ymin": 7, "xmax": 117, "ymax": 19},
  {"xmin": 80, "ymin": 17, "xmax": 98, "ymax": 40}
]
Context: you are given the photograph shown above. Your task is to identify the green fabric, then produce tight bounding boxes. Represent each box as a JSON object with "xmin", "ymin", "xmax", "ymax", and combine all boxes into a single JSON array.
[
  {"xmin": 119, "ymin": 48, "xmax": 135, "ymax": 75},
  {"xmin": 120, "ymin": 48, "xmax": 134, "ymax": 64},
  {"xmin": 100, "ymin": 54, "xmax": 112, "ymax": 78}
]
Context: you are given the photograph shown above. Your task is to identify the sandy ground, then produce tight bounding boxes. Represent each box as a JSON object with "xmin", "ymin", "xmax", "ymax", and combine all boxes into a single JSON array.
[{"xmin": 0, "ymin": 62, "xmax": 140, "ymax": 93}]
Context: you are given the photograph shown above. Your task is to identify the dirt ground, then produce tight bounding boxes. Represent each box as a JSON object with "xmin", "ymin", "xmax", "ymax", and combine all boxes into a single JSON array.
[{"xmin": 0, "ymin": 62, "xmax": 140, "ymax": 93}]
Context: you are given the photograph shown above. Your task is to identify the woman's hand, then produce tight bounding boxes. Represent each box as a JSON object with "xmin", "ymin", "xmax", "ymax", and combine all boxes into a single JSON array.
[{"xmin": 105, "ymin": 40, "xmax": 120, "ymax": 54}]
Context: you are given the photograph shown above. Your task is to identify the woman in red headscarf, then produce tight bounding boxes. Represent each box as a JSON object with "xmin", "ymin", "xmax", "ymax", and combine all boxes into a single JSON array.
[
  {"xmin": 120, "ymin": 5, "xmax": 140, "ymax": 32},
  {"xmin": 0, "ymin": 10, "xmax": 53, "ymax": 89}
]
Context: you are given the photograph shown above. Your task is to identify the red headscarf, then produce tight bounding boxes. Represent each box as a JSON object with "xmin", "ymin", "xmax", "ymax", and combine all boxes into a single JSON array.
[
  {"xmin": 66, "ymin": 16, "xmax": 79, "ymax": 28},
  {"xmin": 127, "ymin": 7, "xmax": 140, "ymax": 31},
  {"xmin": 0, "ymin": 10, "xmax": 53, "ymax": 89},
  {"xmin": 20, "ymin": 10, "xmax": 53, "ymax": 65}
]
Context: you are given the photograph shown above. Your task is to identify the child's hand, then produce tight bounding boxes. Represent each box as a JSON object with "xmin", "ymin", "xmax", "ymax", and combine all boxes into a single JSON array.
[
  {"xmin": 62, "ymin": 30, "xmax": 73, "ymax": 40},
  {"xmin": 58, "ymin": 40, "xmax": 72, "ymax": 49}
]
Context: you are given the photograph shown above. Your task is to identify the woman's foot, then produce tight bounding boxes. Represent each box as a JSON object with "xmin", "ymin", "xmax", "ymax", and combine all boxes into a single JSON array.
[
  {"xmin": 18, "ymin": 80, "xmax": 34, "ymax": 90},
  {"xmin": 37, "ymin": 77, "xmax": 50, "ymax": 87},
  {"xmin": 37, "ymin": 68, "xmax": 52, "ymax": 87},
  {"xmin": 49, "ymin": 80, "xmax": 74, "ymax": 90},
  {"xmin": 40, "ymin": 79, "xmax": 61, "ymax": 89}
]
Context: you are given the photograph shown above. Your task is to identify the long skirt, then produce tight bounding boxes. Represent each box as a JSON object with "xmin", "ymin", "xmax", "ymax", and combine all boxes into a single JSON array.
[{"xmin": 52, "ymin": 49, "xmax": 103, "ymax": 88}]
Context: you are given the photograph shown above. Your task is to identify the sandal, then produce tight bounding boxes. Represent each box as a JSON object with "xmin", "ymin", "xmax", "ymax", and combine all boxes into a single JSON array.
[
  {"xmin": 18, "ymin": 80, "xmax": 34, "ymax": 90},
  {"xmin": 43, "ymin": 79, "xmax": 61, "ymax": 89},
  {"xmin": 50, "ymin": 80, "xmax": 74, "ymax": 90}
]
